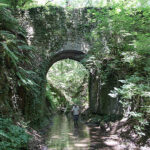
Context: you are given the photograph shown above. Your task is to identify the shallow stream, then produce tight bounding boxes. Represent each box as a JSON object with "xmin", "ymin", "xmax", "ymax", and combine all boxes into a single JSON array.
[
  {"xmin": 46, "ymin": 114, "xmax": 90, "ymax": 150},
  {"xmin": 45, "ymin": 114, "xmax": 130, "ymax": 150}
]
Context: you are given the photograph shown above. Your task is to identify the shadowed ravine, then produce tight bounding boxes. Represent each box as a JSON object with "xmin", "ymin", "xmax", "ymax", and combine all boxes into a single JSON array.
[{"xmin": 45, "ymin": 115, "xmax": 128, "ymax": 150}]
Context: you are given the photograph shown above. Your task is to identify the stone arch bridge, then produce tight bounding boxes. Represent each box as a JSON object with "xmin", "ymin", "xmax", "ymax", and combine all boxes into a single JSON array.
[{"xmin": 20, "ymin": 6, "xmax": 122, "ymax": 118}]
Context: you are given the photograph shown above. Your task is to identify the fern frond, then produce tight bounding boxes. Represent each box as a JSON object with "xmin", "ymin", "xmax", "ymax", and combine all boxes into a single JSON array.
[{"xmin": 0, "ymin": 42, "xmax": 19, "ymax": 65}]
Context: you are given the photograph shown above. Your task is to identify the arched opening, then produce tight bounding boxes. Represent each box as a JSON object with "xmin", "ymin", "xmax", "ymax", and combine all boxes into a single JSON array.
[
  {"xmin": 46, "ymin": 58, "xmax": 89, "ymax": 112},
  {"xmin": 44, "ymin": 50, "xmax": 100, "ymax": 114},
  {"xmin": 45, "ymin": 50, "xmax": 89, "ymax": 112}
]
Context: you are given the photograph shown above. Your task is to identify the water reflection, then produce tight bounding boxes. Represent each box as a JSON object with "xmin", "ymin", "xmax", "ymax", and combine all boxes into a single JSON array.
[
  {"xmin": 46, "ymin": 114, "xmax": 90, "ymax": 150},
  {"xmin": 46, "ymin": 114, "xmax": 127, "ymax": 150}
]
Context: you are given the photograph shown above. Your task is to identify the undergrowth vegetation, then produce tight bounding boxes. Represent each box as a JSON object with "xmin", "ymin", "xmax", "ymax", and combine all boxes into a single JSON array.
[
  {"xmin": 86, "ymin": 0, "xmax": 150, "ymax": 138},
  {"xmin": 0, "ymin": 118, "xmax": 30, "ymax": 150},
  {"xmin": 0, "ymin": 4, "xmax": 37, "ymax": 150}
]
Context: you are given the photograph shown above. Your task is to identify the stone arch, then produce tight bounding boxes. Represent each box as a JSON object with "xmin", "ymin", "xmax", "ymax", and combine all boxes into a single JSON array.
[
  {"xmin": 46, "ymin": 50, "xmax": 97, "ymax": 110},
  {"xmin": 48, "ymin": 50, "xmax": 86, "ymax": 70}
]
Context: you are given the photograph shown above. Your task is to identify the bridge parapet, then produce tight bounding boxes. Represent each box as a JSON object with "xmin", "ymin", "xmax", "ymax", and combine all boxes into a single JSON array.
[{"xmin": 60, "ymin": 39, "xmax": 90, "ymax": 53}]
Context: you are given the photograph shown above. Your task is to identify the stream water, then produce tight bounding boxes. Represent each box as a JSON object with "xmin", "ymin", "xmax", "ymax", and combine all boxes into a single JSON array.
[
  {"xmin": 46, "ymin": 114, "xmax": 90, "ymax": 150},
  {"xmin": 45, "ymin": 114, "xmax": 132, "ymax": 150}
]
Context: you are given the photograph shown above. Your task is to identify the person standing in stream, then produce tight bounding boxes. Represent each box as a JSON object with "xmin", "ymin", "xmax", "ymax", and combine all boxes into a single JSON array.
[{"xmin": 71, "ymin": 104, "xmax": 80, "ymax": 128}]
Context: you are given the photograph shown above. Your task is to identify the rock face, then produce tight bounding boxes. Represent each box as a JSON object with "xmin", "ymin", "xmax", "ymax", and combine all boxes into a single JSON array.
[{"xmin": 16, "ymin": 6, "xmax": 122, "ymax": 120}]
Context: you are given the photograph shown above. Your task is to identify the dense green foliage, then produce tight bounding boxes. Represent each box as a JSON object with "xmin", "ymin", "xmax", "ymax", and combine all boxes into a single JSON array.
[
  {"xmin": 0, "ymin": 4, "xmax": 36, "ymax": 150},
  {"xmin": 0, "ymin": 118, "xmax": 30, "ymax": 150},
  {"xmin": 86, "ymin": 1, "xmax": 150, "ymax": 136},
  {"xmin": 46, "ymin": 59, "xmax": 89, "ymax": 110},
  {"xmin": 0, "ymin": 0, "xmax": 34, "ymax": 8},
  {"xmin": 0, "ymin": 7, "xmax": 36, "ymax": 115}
]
